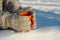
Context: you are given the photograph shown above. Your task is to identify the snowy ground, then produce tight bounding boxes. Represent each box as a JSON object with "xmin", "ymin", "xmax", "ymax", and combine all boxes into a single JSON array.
[
  {"xmin": 0, "ymin": 0, "xmax": 60, "ymax": 40},
  {"xmin": 0, "ymin": 27, "xmax": 60, "ymax": 40}
]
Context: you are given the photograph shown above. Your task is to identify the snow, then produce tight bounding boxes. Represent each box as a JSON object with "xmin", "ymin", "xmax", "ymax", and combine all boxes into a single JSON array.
[
  {"xmin": 0, "ymin": 0, "xmax": 60, "ymax": 40},
  {"xmin": 0, "ymin": 27, "xmax": 60, "ymax": 40}
]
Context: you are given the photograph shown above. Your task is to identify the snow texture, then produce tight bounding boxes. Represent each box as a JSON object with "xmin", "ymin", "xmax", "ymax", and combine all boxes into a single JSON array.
[{"xmin": 0, "ymin": 27, "xmax": 60, "ymax": 40}]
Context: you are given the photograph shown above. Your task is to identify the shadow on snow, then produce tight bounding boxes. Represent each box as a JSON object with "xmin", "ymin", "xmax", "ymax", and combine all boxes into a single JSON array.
[{"xmin": 33, "ymin": 9, "xmax": 60, "ymax": 28}]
